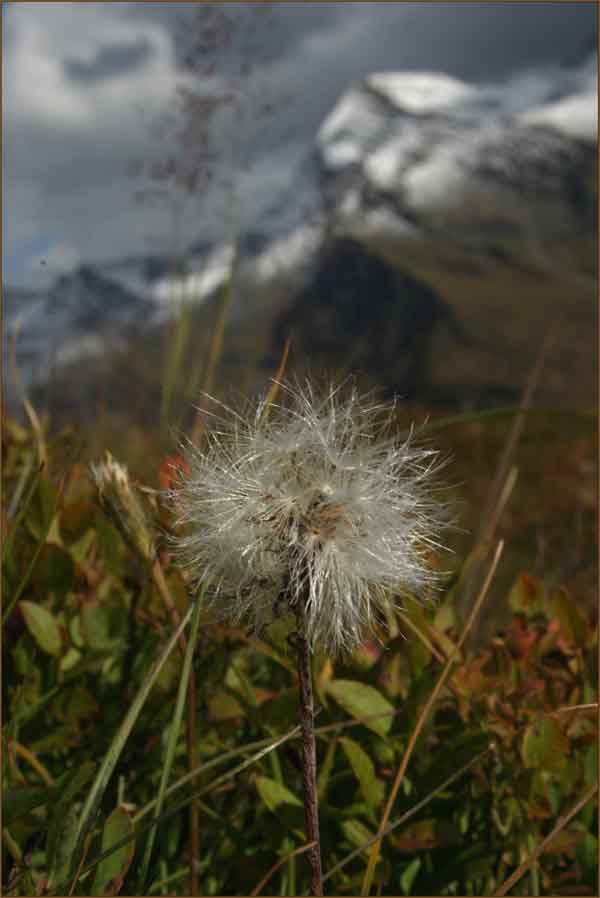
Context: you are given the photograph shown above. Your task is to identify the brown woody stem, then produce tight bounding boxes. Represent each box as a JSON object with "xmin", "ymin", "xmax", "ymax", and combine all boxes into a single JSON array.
[{"xmin": 294, "ymin": 599, "xmax": 324, "ymax": 896}]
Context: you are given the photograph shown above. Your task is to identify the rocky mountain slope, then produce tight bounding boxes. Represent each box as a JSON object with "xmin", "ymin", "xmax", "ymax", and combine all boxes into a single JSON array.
[
  {"xmin": 5, "ymin": 52, "xmax": 596, "ymax": 414},
  {"xmin": 266, "ymin": 55, "xmax": 596, "ymax": 407}
]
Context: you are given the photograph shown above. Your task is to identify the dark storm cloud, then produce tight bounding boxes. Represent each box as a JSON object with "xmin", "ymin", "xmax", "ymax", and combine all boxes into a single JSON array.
[
  {"xmin": 64, "ymin": 38, "xmax": 153, "ymax": 83},
  {"xmin": 228, "ymin": 2, "xmax": 597, "ymax": 164},
  {"xmin": 5, "ymin": 2, "xmax": 597, "ymax": 287},
  {"xmin": 126, "ymin": 2, "xmax": 597, "ymax": 83},
  {"xmin": 353, "ymin": 3, "xmax": 597, "ymax": 80}
]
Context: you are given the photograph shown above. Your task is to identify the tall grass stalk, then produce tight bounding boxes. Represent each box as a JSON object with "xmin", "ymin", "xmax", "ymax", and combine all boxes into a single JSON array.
[
  {"xmin": 322, "ymin": 745, "xmax": 492, "ymax": 885},
  {"xmin": 3, "ymin": 477, "xmax": 66, "ymax": 626},
  {"xmin": 476, "ymin": 331, "xmax": 552, "ymax": 549},
  {"xmin": 61, "ymin": 722, "xmax": 304, "ymax": 893},
  {"xmin": 161, "ymin": 294, "xmax": 193, "ymax": 431},
  {"xmin": 191, "ymin": 247, "xmax": 237, "ymax": 445},
  {"xmin": 137, "ymin": 588, "xmax": 204, "ymax": 892},
  {"xmin": 71, "ymin": 607, "xmax": 193, "ymax": 873},
  {"xmin": 494, "ymin": 783, "xmax": 598, "ymax": 896},
  {"xmin": 3, "ymin": 458, "xmax": 45, "ymax": 561},
  {"xmin": 361, "ymin": 539, "xmax": 504, "ymax": 896},
  {"xmin": 150, "ymin": 558, "xmax": 201, "ymax": 894},
  {"xmin": 250, "ymin": 840, "xmax": 318, "ymax": 897}
]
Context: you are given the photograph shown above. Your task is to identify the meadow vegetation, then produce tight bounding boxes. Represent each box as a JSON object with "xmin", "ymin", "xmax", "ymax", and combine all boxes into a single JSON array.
[{"xmin": 2, "ymin": 290, "xmax": 597, "ymax": 895}]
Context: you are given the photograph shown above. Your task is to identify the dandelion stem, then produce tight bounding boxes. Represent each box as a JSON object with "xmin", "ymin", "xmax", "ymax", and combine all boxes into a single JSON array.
[{"xmin": 294, "ymin": 597, "xmax": 324, "ymax": 896}]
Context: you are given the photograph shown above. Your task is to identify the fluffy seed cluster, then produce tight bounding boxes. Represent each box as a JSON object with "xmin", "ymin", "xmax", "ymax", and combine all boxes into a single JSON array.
[{"xmin": 170, "ymin": 381, "xmax": 449, "ymax": 657}]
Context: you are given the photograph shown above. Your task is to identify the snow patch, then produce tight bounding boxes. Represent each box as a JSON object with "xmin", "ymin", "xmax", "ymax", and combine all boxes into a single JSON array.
[
  {"xmin": 253, "ymin": 224, "xmax": 322, "ymax": 282},
  {"xmin": 54, "ymin": 334, "xmax": 107, "ymax": 368},
  {"xmin": 152, "ymin": 245, "xmax": 234, "ymax": 305},
  {"xmin": 319, "ymin": 89, "xmax": 382, "ymax": 145},
  {"xmin": 367, "ymin": 72, "xmax": 476, "ymax": 113},
  {"xmin": 402, "ymin": 145, "xmax": 466, "ymax": 210},
  {"xmin": 364, "ymin": 128, "xmax": 423, "ymax": 190},
  {"xmin": 519, "ymin": 91, "xmax": 597, "ymax": 142}
]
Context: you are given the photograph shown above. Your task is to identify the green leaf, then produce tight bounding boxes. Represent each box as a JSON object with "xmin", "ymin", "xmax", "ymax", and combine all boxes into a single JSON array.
[
  {"xmin": 3, "ymin": 784, "xmax": 54, "ymax": 826},
  {"xmin": 207, "ymin": 688, "xmax": 244, "ymax": 721},
  {"xmin": 584, "ymin": 744, "xmax": 597, "ymax": 785},
  {"xmin": 317, "ymin": 738, "xmax": 337, "ymax": 802},
  {"xmin": 31, "ymin": 542, "xmax": 75, "ymax": 599},
  {"xmin": 80, "ymin": 601, "xmax": 124, "ymax": 651},
  {"xmin": 340, "ymin": 818, "xmax": 376, "ymax": 856},
  {"xmin": 20, "ymin": 600, "xmax": 62, "ymax": 656},
  {"xmin": 80, "ymin": 601, "xmax": 111, "ymax": 649},
  {"xmin": 399, "ymin": 602, "xmax": 432, "ymax": 673},
  {"xmin": 255, "ymin": 775, "xmax": 302, "ymax": 812},
  {"xmin": 400, "ymin": 857, "xmax": 421, "ymax": 896},
  {"xmin": 60, "ymin": 646, "xmax": 82, "ymax": 673},
  {"xmin": 576, "ymin": 832, "xmax": 598, "ymax": 882},
  {"xmin": 2, "ymin": 457, "xmax": 45, "ymax": 566},
  {"xmin": 339, "ymin": 737, "xmax": 383, "ymax": 806},
  {"xmin": 508, "ymin": 572, "xmax": 545, "ymax": 616},
  {"xmin": 154, "ymin": 648, "xmax": 180, "ymax": 693},
  {"xmin": 69, "ymin": 527, "xmax": 96, "ymax": 566},
  {"xmin": 326, "ymin": 679, "xmax": 394, "ymax": 738},
  {"xmin": 547, "ymin": 781, "xmax": 562, "ymax": 816},
  {"xmin": 30, "ymin": 725, "xmax": 74, "ymax": 755},
  {"xmin": 47, "ymin": 761, "xmax": 97, "ymax": 889},
  {"xmin": 31, "ymin": 474, "xmax": 58, "ymax": 534},
  {"xmin": 3, "ymin": 504, "xmax": 60, "ymax": 624},
  {"xmin": 94, "ymin": 512, "xmax": 125, "ymax": 575},
  {"xmin": 549, "ymin": 587, "xmax": 588, "ymax": 648},
  {"xmin": 66, "ymin": 685, "xmax": 100, "ymax": 723},
  {"xmin": 557, "ymin": 757, "xmax": 578, "ymax": 798},
  {"xmin": 47, "ymin": 803, "xmax": 80, "ymax": 890},
  {"xmin": 261, "ymin": 688, "xmax": 300, "ymax": 731},
  {"xmin": 91, "ymin": 806, "xmax": 135, "ymax": 896},
  {"xmin": 521, "ymin": 718, "xmax": 568, "ymax": 772}
]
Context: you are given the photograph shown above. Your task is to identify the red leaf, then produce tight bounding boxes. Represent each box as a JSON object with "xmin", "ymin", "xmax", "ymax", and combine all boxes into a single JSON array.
[
  {"xmin": 509, "ymin": 616, "xmax": 537, "ymax": 660},
  {"xmin": 158, "ymin": 455, "xmax": 190, "ymax": 491}
]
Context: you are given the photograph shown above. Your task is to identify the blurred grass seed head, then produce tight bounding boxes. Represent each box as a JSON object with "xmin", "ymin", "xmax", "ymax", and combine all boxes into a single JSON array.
[
  {"xmin": 169, "ymin": 381, "xmax": 450, "ymax": 657},
  {"xmin": 90, "ymin": 450, "xmax": 156, "ymax": 563}
]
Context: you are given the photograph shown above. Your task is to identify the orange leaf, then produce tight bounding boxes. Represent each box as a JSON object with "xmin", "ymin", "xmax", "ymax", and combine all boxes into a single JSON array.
[{"xmin": 158, "ymin": 455, "xmax": 190, "ymax": 491}]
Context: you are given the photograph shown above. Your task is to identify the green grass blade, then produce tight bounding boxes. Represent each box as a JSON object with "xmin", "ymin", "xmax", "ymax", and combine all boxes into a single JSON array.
[
  {"xmin": 132, "ymin": 709, "xmax": 393, "ymax": 826},
  {"xmin": 411, "ymin": 404, "xmax": 595, "ymax": 440},
  {"xmin": 66, "ymin": 723, "xmax": 303, "ymax": 893},
  {"xmin": 3, "ymin": 457, "xmax": 44, "ymax": 560},
  {"xmin": 3, "ymin": 511, "xmax": 57, "ymax": 626},
  {"xmin": 322, "ymin": 747, "xmax": 492, "ymax": 886},
  {"xmin": 132, "ymin": 728, "xmax": 298, "ymax": 824},
  {"xmin": 136, "ymin": 589, "xmax": 204, "ymax": 892},
  {"xmin": 11, "ymin": 649, "xmax": 127, "ymax": 727},
  {"xmin": 148, "ymin": 866, "xmax": 190, "ymax": 895},
  {"xmin": 71, "ymin": 604, "xmax": 193, "ymax": 868},
  {"xmin": 161, "ymin": 297, "xmax": 193, "ymax": 429}
]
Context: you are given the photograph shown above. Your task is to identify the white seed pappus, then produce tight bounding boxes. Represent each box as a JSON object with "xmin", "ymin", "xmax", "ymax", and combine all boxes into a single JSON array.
[{"xmin": 170, "ymin": 381, "xmax": 450, "ymax": 657}]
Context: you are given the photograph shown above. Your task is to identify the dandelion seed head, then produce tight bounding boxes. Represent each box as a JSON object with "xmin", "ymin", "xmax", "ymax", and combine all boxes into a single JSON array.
[{"xmin": 169, "ymin": 380, "xmax": 450, "ymax": 657}]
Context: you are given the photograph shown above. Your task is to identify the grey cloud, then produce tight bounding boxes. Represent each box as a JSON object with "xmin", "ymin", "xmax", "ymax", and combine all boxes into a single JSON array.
[
  {"xmin": 356, "ymin": 3, "xmax": 597, "ymax": 81},
  {"xmin": 64, "ymin": 38, "xmax": 153, "ymax": 83},
  {"xmin": 124, "ymin": 3, "xmax": 596, "ymax": 83},
  {"xmin": 123, "ymin": 2, "xmax": 344, "ymax": 67}
]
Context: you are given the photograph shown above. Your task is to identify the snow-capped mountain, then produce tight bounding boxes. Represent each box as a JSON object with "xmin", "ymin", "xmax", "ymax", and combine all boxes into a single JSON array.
[
  {"xmin": 316, "ymin": 55, "xmax": 596, "ymax": 278},
  {"xmin": 4, "ymin": 53, "xmax": 596, "ymax": 406},
  {"xmin": 4, "ymin": 243, "xmax": 238, "ymax": 395}
]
